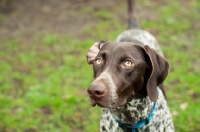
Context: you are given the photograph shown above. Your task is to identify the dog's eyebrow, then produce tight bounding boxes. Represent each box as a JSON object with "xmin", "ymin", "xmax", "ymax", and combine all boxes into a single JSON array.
[
  {"xmin": 96, "ymin": 52, "xmax": 107, "ymax": 60},
  {"xmin": 119, "ymin": 55, "xmax": 131, "ymax": 61},
  {"xmin": 99, "ymin": 51, "xmax": 106, "ymax": 56}
]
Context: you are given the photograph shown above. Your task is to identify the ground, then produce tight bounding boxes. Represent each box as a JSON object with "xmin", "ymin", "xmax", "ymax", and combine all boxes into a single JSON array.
[
  {"xmin": 0, "ymin": 0, "xmax": 200, "ymax": 132},
  {"xmin": 0, "ymin": 0, "xmax": 124, "ymax": 39}
]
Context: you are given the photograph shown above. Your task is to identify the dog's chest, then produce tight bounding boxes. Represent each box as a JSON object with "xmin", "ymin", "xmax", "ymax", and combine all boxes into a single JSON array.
[{"xmin": 100, "ymin": 89, "xmax": 174, "ymax": 132}]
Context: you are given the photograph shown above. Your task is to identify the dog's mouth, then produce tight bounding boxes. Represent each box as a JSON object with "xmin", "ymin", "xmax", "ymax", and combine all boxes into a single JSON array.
[
  {"xmin": 89, "ymin": 97, "xmax": 127, "ymax": 109},
  {"xmin": 89, "ymin": 98, "xmax": 98, "ymax": 107},
  {"xmin": 89, "ymin": 98, "xmax": 106, "ymax": 108}
]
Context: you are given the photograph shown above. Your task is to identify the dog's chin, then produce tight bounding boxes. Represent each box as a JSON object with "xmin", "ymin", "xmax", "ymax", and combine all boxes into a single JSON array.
[
  {"xmin": 89, "ymin": 98, "xmax": 127, "ymax": 109},
  {"xmin": 90, "ymin": 99, "xmax": 97, "ymax": 107},
  {"xmin": 89, "ymin": 100, "xmax": 106, "ymax": 108}
]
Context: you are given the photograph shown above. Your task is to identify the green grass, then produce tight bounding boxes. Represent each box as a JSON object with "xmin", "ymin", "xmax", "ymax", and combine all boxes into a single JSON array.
[{"xmin": 0, "ymin": 0, "xmax": 200, "ymax": 132}]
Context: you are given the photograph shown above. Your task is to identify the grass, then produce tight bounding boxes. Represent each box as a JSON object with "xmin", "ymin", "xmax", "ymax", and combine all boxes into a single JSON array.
[{"xmin": 0, "ymin": 0, "xmax": 200, "ymax": 132}]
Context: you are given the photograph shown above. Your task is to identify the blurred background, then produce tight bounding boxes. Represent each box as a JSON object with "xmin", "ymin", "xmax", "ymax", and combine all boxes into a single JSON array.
[{"xmin": 0, "ymin": 0, "xmax": 200, "ymax": 132}]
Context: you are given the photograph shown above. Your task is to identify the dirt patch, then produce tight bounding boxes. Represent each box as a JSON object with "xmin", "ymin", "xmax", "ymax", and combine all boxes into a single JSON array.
[{"xmin": 0, "ymin": 0, "xmax": 123, "ymax": 40}]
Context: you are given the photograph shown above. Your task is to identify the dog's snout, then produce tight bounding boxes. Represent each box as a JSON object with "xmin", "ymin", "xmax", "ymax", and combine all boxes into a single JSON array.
[{"xmin": 87, "ymin": 83, "xmax": 106, "ymax": 99}]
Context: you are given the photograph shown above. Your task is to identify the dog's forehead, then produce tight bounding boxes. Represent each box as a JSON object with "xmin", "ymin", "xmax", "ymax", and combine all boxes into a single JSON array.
[{"xmin": 100, "ymin": 42, "xmax": 141, "ymax": 56}]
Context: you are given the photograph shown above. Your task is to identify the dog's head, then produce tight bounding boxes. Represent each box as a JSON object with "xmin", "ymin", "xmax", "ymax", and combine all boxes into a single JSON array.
[{"xmin": 86, "ymin": 41, "xmax": 169, "ymax": 108}]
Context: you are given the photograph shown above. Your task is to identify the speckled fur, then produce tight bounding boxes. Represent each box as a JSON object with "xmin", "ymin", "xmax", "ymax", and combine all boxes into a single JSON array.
[
  {"xmin": 116, "ymin": 29, "xmax": 164, "ymax": 56},
  {"xmin": 99, "ymin": 29, "xmax": 175, "ymax": 132},
  {"xmin": 100, "ymin": 88, "xmax": 174, "ymax": 132}
]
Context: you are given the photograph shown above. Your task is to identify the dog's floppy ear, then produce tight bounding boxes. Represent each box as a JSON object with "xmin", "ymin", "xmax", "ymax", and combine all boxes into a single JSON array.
[
  {"xmin": 137, "ymin": 45, "xmax": 169, "ymax": 101},
  {"xmin": 86, "ymin": 40, "xmax": 108, "ymax": 64}
]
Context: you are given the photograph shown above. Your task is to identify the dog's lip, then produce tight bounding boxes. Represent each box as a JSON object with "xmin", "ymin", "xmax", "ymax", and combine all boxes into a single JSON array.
[
  {"xmin": 97, "ymin": 103, "xmax": 106, "ymax": 108},
  {"xmin": 89, "ymin": 98, "xmax": 106, "ymax": 108},
  {"xmin": 90, "ymin": 100, "xmax": 106, "ymax": 108},
  {"xmin": 89, "ymin": 98, "xmax": 97, "ymax": 107},
  {"xmin": 89, "ymin": 97, "xmax": 128, "ymax": 108},
  {"xmin": 91, "ymin": 103, "xmax": 97, "ymax": 107}
]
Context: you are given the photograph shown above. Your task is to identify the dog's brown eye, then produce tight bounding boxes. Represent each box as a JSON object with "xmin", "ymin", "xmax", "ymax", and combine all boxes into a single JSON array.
[
  {"xmin": 95, "ymin": 59, "xmax": 102, "ymax": 66},
  {"xmin": 124, "ymin": 60, "xmax": 133, "ymax": 67}
]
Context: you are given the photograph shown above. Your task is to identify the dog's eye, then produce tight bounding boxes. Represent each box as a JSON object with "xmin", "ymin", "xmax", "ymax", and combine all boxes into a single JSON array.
[
  {"xmin": 94, "ymin": 58, "xmax": 102, "ymax": 66},
  {"xmin": 123, "ymin": 60, "xmax": 133, "ymax": 68}
]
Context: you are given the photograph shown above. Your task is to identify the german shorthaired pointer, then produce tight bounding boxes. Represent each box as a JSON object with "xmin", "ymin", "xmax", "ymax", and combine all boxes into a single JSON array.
[{"xmin": 86, "ymin": 0, "xmax": 175, "ymax": 131}]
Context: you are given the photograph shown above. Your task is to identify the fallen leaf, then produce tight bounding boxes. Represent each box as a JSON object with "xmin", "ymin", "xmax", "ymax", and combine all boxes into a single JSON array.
[
  {"xmin": 189, "ymin": 90, "xmax": 194, "ymax": 95},
  {"xmin": 172, "ymin": 111, "xmax": 179, "ymax": 116},
  {"xmin": 180, "ymin": 102, "xmax": 188, "ymax": 110}
]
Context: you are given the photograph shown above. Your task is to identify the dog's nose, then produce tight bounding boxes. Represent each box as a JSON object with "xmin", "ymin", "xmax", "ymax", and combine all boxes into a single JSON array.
[{"xmin": 87, "ymin": 83, "xmax": 106, "ymax": 100}]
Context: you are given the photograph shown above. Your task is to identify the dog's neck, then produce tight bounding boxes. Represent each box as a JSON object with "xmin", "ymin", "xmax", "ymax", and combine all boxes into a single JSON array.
[{"xmin": 110, "ymin": 95, "xmax": 154, "ymax": 125}]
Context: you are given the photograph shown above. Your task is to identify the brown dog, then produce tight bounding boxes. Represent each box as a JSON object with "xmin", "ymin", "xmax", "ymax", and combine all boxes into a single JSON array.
[{"xmin": 86, "ymin": 0, "xmax": 174, "ymax": 131}]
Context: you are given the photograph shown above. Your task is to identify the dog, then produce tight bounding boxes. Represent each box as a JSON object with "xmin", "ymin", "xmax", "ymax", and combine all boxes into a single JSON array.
[{"xmin": 86, "ymin": 0, "xmax": 175, "ymax": 131}]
